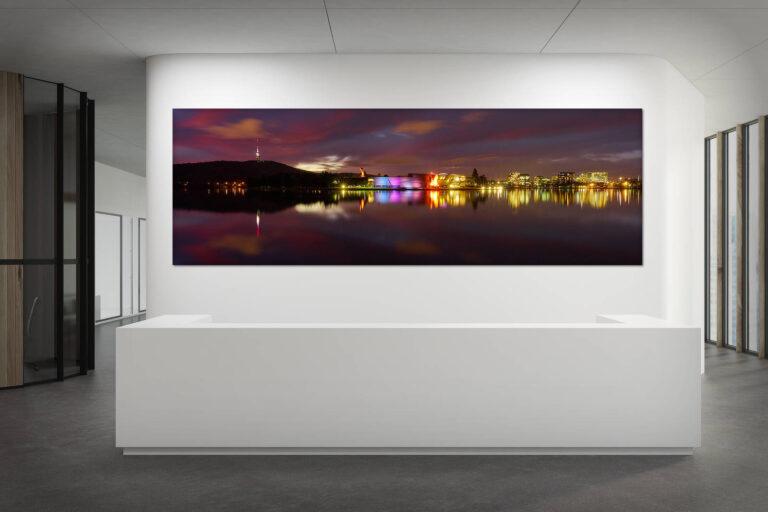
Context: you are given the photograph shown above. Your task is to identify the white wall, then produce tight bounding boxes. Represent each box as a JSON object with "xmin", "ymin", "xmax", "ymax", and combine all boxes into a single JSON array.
[
  {"xmin": 95, "ymin": 161, "xmax": 146, "ymax": 219},
  {"xmin": 146, "ymin": 54, "xmax": 704, "ymax": 332}
]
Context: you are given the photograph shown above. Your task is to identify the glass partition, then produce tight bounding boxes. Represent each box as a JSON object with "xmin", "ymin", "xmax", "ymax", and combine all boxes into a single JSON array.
[
  {"xmin": 62, "ymin": 87, "xmax": 82, "ymax": 377},
  {"xmin": 63, "ymin": 263, "xmax": 80, "ymax": 376},
  {"xmin": 17, "ymin": 77, "xmax": 93, "ymax": 384}
]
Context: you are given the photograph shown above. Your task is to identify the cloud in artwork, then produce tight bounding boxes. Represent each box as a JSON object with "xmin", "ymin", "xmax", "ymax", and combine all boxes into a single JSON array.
[
  {"xmin": 174, "ymin": 108, "xmax": 643, "ymax": 179},
  {"xmin": 393, "ymin": 120, "xmax": 444, "ymax": 136},
  {"xmin": 582, "ymin": 149, "xmax": 642, "ymax": 163},
  {"xmin": 461, "ymin": 111, "xmax": 488, "ymax": 123},
  {"xmin": 373, "ymin": 155, "xmax": 422, "ymax": 166},
  {"xmin": 203, "ymin": 118, "xmax": 267, "ymax": 140},
  {"xmin": 294, "ymin": 155, "xmax": 354, "ymax": 173}
]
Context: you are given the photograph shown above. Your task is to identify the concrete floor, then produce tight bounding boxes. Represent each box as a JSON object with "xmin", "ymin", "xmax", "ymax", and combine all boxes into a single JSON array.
[{"xmin": 1, "ymin": 320, "xmax": 767, "ymax": 512}]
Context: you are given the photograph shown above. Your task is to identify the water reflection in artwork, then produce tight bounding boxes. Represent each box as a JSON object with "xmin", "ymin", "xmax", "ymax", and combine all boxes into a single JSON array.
[{"xmin": 174, "ymin": 188, "xmax": 641, "ymax": 265}]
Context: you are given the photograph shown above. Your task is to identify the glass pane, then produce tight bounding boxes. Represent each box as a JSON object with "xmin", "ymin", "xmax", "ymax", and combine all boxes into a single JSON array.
[
  {"xmin": 63, "ymin": 88, "xmax": 80, "ymax": 261},
  {"xmin": 23, "ymin": 78, "xmax": 56, "ymax": 260},
  {"xmin": 95, "ymin": 213, "xmax": 121, "ymax": 320},
  {"xmin": 726, "ymin": 131, "xmax": 742, "ymax": 348},
  {"xmin": 707, "ymin": 137, "xmax": 720, "ymax": 343},
  {"xmin": 23, "ymin": 264, "xmax": 56, "ymax": 383},
  {"xmin": 121, "ymin": 216, "xmax": 133, "ymax": 317},
  {"xmin": 746, "ymin": 123, "xmax": 761, "ymax": 352},
  {"xmin": 62, "ymin": 88, "xmax": 81, "ymax": 376},
  {"xmin": 63, "ymin": 263, "xmax": 80, "ymax": 376},
  {"xmin": 139, "ymin": 218, "xmax": 147, "ymax": 312}
]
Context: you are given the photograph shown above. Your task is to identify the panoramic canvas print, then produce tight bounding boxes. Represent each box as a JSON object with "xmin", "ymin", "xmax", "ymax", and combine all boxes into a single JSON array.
[{"xmin": 173, "ymin": 108, "xmax": 642, "ymax": 265}]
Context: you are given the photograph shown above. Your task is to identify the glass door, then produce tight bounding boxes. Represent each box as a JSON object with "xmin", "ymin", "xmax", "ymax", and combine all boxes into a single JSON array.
[{"xmin": 22, "ymin": 77, "xmax": 57, "ymax": 383}]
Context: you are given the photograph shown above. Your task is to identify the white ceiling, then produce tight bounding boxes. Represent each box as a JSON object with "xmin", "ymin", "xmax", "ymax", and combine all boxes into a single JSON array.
[{"xmin": 1, "ymin": 0, "xmax": 767, "ymax": 176}]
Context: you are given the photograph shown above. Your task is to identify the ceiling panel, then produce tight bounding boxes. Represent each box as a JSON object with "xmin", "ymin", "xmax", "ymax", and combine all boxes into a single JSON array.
[
  {"xmin": 330, "ymin": 8, "xmax": 570, "ymax": 53},
  {"xmin": 71, "ymin": 1, "xmax": 323, "ymax": 7},
  {"xmin": 699, "ymin": 38, "xmax": 768, "ymax": 81},
  {"xmin": 545, "ymin": 8, "xmax": 768, "ymax": 78},
  {"xmin": 327, "ymin": 1, "xmax": 577, "ymax": 7},
  {"xmin": 83, "ymin": 8, "xmax": 335, "ymax": 56},
  {"xmin": 0, "ymin": 0, "xmax": 71, "ymax": 7},
  {"xmin": 0, "ymin": 8, "xmax": 135, "ymax": 81}
]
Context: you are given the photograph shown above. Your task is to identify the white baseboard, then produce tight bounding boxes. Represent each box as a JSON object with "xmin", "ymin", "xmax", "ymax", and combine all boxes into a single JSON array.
[{"xmin": 123, "ymin": 447, "xmax": 695, "ymax": 456}]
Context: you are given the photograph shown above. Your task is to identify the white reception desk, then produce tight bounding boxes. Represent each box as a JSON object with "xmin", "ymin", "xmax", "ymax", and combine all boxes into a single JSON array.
[{"xmin": 116, "ymin": 315, "xmax": 700, "ymax": 455}]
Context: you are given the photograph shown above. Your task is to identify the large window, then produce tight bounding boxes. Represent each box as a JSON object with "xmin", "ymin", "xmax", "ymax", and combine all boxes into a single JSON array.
[
  {"xmin": 725, "ymin": 130, "xmax": 742, "ymax": 349},
  {"xmin": 139, "ymin": 218, "xmax": 147, "ymax": 312},
  {"xmin": 94, "ymin": 213, "xmax": 145, "ymax": 322},
  {"xmin": 706, "ymin": 136, "xmax": 720, "ymax": 344},
  {"xmin": 95, "ymin": 212, "xmax": 121, "ymax": 321},
  {"xmin": 707, "ymin": 120, "xmax": 765, "ymax": 358},
  {"xmin": 745, "ymin": 122, "xmax": 763, "ymax": 354}
]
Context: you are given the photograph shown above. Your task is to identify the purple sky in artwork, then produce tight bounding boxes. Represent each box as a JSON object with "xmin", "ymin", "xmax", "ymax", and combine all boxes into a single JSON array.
[{"xmin": 173, "ymin": 108, "xmax": 642, "ymax": 180}]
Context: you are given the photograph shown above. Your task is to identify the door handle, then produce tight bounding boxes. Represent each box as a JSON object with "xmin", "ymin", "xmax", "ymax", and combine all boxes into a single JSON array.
[{"xmin": 27, "ymin": 296, "xmax": 39, "ymax": 337}]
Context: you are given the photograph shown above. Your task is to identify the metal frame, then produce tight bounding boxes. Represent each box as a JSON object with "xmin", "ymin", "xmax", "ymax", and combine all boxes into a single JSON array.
[
  {"xmin": 94, "ymin": 211, "xmax": 123, "ymax": 323},
  {"xmin": 87, "ymin": 99, "xmax": 95, "ymax": 370},
  {"xmin": 55, "ymin": 83, "xmax": 64, "ymax": 381},
  {"xmin": 764, "ymin": 116, "xmax": 768, "ymax": 359},
  {"xmin": 78, "ymin": 91, "xmax": 88, "ymax": 374},
  {"xmin": 743, "ymin": 121, "xmax": 758, "ymax": 355},
  {"xmin": 721, "ymin": 128, "xmax": 737, "ymax": 350},
  {"xmin": 138, "ymin": 217, "xmax": 147, "ymax": 313},
  {"xmin": 704, "ymin": 135, "xmax": 717, "ymax": 345}
]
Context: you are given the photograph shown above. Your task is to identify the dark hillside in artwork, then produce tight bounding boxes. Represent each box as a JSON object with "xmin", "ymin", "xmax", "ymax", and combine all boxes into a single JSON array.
[{"xmin": 174, "ymin": 160, "xmax": 331, "ymax": 188}]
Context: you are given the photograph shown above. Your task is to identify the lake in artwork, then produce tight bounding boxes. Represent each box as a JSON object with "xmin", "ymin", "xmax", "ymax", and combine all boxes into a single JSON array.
[{"xmin": 173, "ymin": 108, "xmax": 643, "ymax": 265}]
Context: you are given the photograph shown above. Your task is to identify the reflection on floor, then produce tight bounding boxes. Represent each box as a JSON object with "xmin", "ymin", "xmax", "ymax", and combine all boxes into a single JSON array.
[{"xmin": 1, "ymin": 323, "xmax": 768, "ymax": 511}]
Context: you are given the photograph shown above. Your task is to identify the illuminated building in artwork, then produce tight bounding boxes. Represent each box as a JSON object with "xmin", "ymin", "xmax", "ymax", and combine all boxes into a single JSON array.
[
  {"xmin": 587, "ymin": 171, "xmax": 608, "ymax": 185},
  {"xmin": 517, "ymin": 174, "xmax": 531, "ymax": 187},
  {"xmin": 426, "ymin": 173, "xmax": 467, "ymax": 189},
  {"xmin": 558, "ymin": 171, "xmax": 575, "ymax": 186},
  {"xmin": 533, "ymin": 176, "xmax": 549, "ymax": 187},
  {"xmin": 575, "ymin": 171, "xmax": 609, "ymax": 186},
  {"xmin": 372, "ymin": 176, "xmax": 424, "ymax": 189},
  {"xmin": 507, "ymin": 172, "xmax": 521, "ymax": 185},
  {"xmin": 255, "ymin": 138, "xmax": 260, "ymax": 161},
  {"xmin": 442, "ymin": 174, "xmax": 467, "ymax": 188}
]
